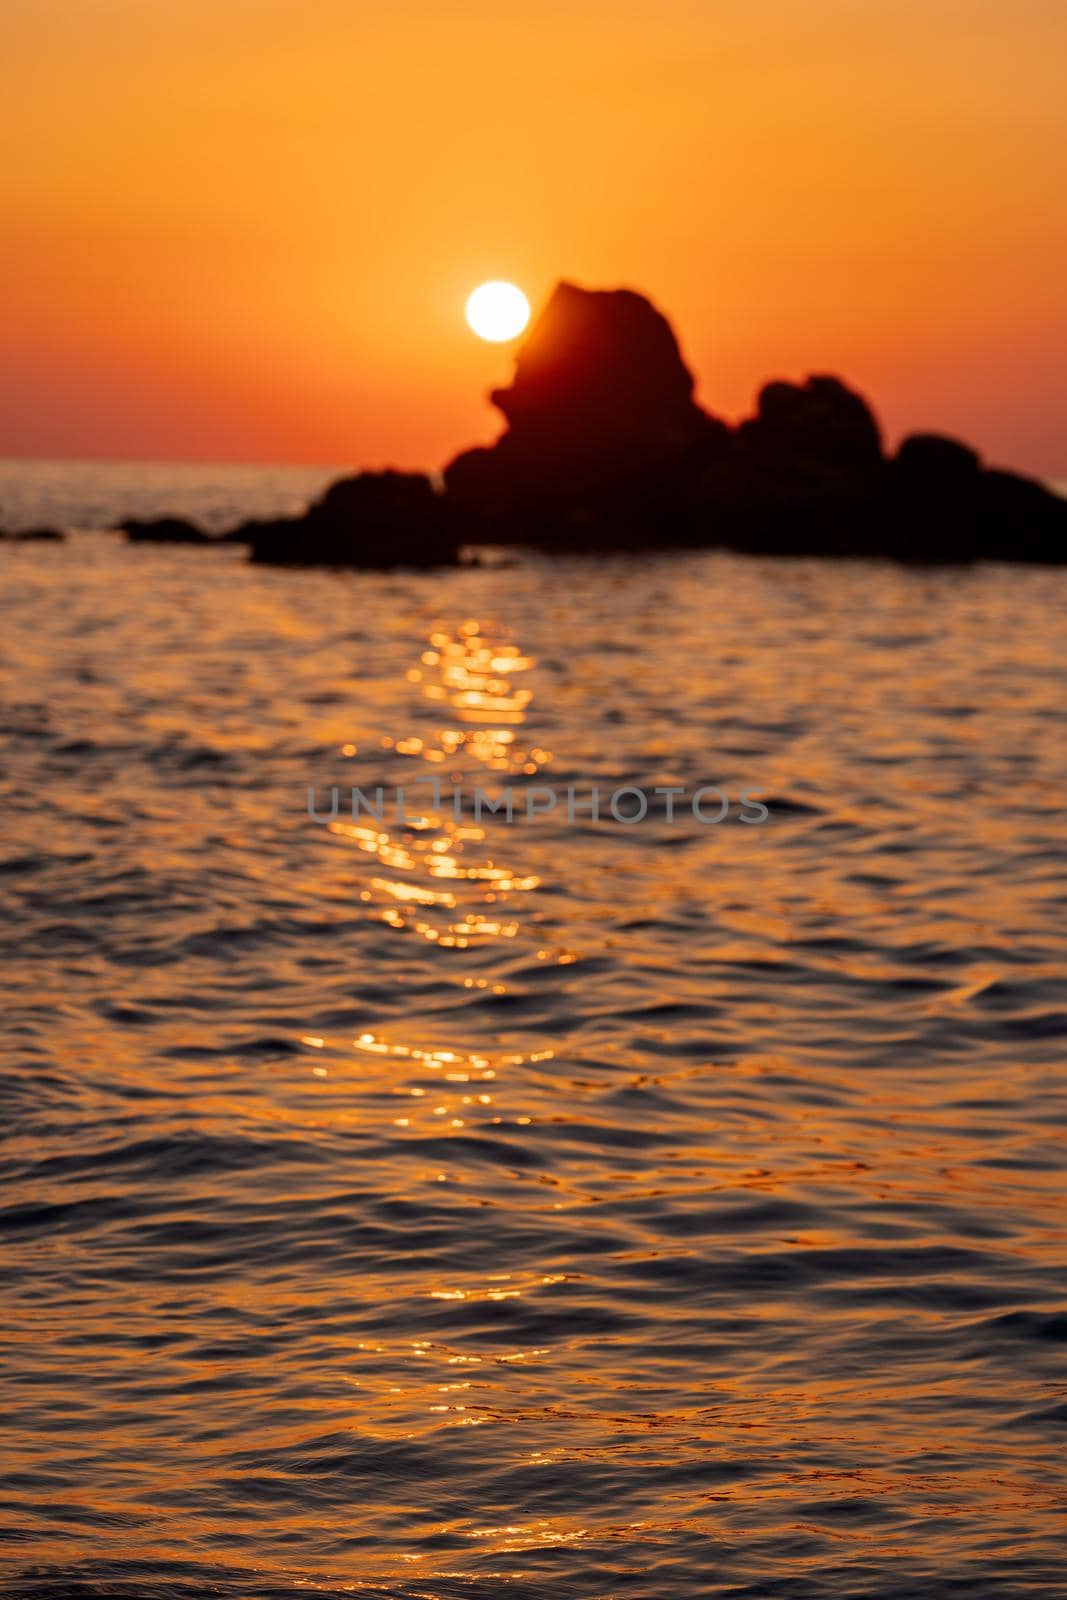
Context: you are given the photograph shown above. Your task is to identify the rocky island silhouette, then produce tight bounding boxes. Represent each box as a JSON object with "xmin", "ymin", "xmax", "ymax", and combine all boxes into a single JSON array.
[{"xmin": 103, "ymin": 281, "xmax": 1065, "ymax": 566}]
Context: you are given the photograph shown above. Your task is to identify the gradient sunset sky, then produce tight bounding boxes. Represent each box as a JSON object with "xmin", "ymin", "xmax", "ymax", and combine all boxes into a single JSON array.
[{"xmin": 3, "ymin": 0, "xmax": 1065, "ymax": 475}]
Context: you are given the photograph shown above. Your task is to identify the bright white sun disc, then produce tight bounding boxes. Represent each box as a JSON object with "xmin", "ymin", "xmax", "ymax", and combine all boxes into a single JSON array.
[{"xmin": 466, "ymin": 281, "xmax": 530, "ymax": 342}]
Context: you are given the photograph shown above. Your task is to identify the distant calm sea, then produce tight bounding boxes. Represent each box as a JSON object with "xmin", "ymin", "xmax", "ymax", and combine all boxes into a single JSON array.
[
  {"xmin": 1, "ymin": 459, "xmax": 1066, "ymax": 1599},
  {"xmin": 0, "ymin": 457, "xmax": 346, "ymax": 534}
]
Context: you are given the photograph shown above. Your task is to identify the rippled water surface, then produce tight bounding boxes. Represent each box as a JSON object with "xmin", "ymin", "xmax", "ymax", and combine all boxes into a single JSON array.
[{"xmin": 1, "ymin": 509, "xmax": 1066, "ymax": 1598}]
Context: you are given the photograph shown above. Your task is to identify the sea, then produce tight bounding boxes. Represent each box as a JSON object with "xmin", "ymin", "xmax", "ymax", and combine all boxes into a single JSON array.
[{"xmin": 1, "ymin": 459, "xmax": 1065, "ymax": 1599}]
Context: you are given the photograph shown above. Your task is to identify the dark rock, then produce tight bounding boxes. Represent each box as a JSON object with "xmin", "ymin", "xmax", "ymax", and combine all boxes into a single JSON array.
[
  {"xmin": 977, "ymin": 469, "xmax": 1067, "ymax": 561},
  {"xmin": 747, "ymin": 375, "xmax": 884, "ymax": 473},
  {"xmin": 121, "ymin": 516, "xmax": 212, "ymax": 544},
  {"xmin": 490, "ymin": 280, "xmax": 705, "ymax": 451},
  {"xmin": 234, "ymin": 470, "xmax": 458, "ymax": 568},
  {"xmin": 881, "ymin": 433, "xmax": 984, "ymax": 562},
  {"xmin": 884, "ymin": 434, "xmax": 1067, "ymax": 563},
  {"xmin": 86, "ymin": 281, "xmax": 1064, "ymax": 567},
  {"xmin": 701, "ymin": 375, "xmax": 886, "ymax": 555},
  {"xmin": 442, "ymin": 284, "xmax": 892, "ymax": 553},
  {"xmin": 443, "ymin": 280, "xmax": 1066, "ymax": 562},
  {"xmin": 445, "ymin": 281, "xmax": 727, "ymax": 546},
  {"xmin": 0, "ymin": 526, "xmax": 65, "ymax": 542},
  {"xmin": 895, "ymin": 432, "xmax": 981, "ymax": 484}
]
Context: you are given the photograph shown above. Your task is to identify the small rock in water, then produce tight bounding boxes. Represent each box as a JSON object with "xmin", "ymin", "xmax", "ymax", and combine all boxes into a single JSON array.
[
  {"xmin": 232, "ymin": 470, "xmax": 459, "ymax": 568},
  {"xmin": 120, "ymin": 516, "xmax": 213, "ymax": 544}
]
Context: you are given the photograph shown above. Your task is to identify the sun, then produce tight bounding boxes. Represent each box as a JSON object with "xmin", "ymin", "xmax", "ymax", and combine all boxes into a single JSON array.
[{"xmin": 465, "ymin": 281, "xmax": 531, "ymax": 342}]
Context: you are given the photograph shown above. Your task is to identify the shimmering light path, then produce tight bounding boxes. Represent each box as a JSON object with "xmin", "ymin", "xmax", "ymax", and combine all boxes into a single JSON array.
[{"xmin": 1, "ymin": 525, "xmax": 1065, "ymax": 1598}]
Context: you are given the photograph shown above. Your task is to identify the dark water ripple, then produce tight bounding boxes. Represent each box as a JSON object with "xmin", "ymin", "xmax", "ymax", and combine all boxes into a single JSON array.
[{"xmin": 1, "ymin": 529, "xmax": 1066, "ymax": 1598}]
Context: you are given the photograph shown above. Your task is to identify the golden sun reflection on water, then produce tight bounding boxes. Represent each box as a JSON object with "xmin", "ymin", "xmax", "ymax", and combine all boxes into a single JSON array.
[
  {"xmin": 2, "ymin": 551, "xmax": 1066, "ymax": 1597},
  {"xmin": 324, "ymin": 621, "xmax": 549, "ymax": 953}
]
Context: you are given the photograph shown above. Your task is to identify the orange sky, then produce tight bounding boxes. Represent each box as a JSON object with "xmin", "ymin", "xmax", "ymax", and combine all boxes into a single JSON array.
[{"xmin": 2, "ymin": 0, "xmax": 1065, "ymax": 476}]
